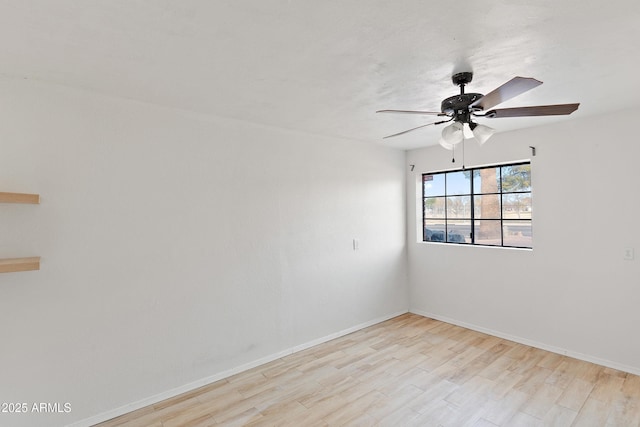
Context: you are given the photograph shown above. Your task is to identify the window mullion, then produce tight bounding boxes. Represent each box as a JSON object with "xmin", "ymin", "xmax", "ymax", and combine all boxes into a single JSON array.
[
  {"xmin": 444, "ymin": 173, "xmax": 448, "ymax": 239},
  {"xmin": 470, "ymin": 171, "xmax": 475, "ymax": 244},
  {"xmin": 500, "ymin": 167, "xmax": 504, "ymax": 247}
]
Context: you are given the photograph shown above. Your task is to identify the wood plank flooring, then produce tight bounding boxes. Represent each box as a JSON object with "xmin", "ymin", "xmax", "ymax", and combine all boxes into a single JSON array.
[{"xmin": 95, "ymin": 313, "xmax": 640, "ymax": 426}]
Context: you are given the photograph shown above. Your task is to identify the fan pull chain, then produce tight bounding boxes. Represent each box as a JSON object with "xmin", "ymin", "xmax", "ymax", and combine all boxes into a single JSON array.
[
  {"xmin": 462, "ymin": 139, "xmax": 466, "ymax": 170},
  {"xmin": 451, "ymin": 144, "xmax": 455, "ymax": 163}
]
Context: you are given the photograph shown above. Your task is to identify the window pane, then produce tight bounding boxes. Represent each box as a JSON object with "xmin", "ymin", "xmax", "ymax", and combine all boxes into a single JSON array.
[
  {"xmin": 424, "ymin": 220, "xmax": 446, "ymax": 242},
  {"xmin": 473, "ymin": 167, "xmax": 500, "ymax": 194},
  {"xmin": 424, "ymin": 197, "xmax": 446, "ymax": 218},
  {"xmin": 503, "ymin": 220, "xmax": 532, "ymax": 248},
  {"xmin": 447, "ymin": 220, "xmax": 470, "ymax": 243},
  {"xmin": 423, "ymin": 173, "xmax": 445, "ymax": 197},
  {"xmin": 446, "ymin": 196, "xmax": 471, "ymax": 219},
  {"xmin": 474, "ymin": 195, "xmax": 501, "ymax": 219},
  {"xmin": 423, "ymin": 161, "xmax": 532, "ymax": 248},
  {"xmin": 501, "ymin": 164, "xmax": 531, "ymax": 192},
  {"xmin": 446, "ymin": 171, "xmax": 471, "ymax": 195},
  {"xmin": 474, "ymin": 220, "xmax": 502, "ymax": 246},
  {"xmin": 502, "ymin": 193, "xmax": 532, "ymax": 219}
]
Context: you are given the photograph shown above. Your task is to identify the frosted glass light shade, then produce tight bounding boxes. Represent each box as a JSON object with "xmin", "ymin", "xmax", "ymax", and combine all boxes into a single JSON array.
[
  {"xmin": 462, "ymin": 123, "xmax": 474, "ymax": 139},
  {"xmin": 472, "ymin": 124, "xmax": 496, "ymax": 145},
  {"xmin": 439, "ymin": 122, "xmax": 464, "ymax": 150}
]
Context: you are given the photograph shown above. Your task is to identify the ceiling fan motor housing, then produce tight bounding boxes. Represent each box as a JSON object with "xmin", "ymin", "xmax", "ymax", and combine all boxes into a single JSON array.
[{"xmin": 441, "ymin": 93, "xmax": 484, "ymax": 118}]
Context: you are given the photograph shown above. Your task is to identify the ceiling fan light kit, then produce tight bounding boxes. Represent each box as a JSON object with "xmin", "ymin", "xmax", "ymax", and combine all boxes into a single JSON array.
[
  {"xmin": 438, "ymin": 120, "xmax": 496, "ymax": 150},
  {"xmin": 469, "ymin": 123, "xmax": 496, "ymax": 145},
  {"xmin": 378, "ymin": 71, "xmax": 579, "ymax": 149},
  {"xmin": 439, "ymin": 121, "xmax": 463, "ymax": 149}
]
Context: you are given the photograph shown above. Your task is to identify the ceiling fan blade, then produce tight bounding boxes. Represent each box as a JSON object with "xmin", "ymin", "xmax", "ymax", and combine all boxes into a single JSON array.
[
  {"xmin": 383, "ymin": 119, "xmax": 451, "ymax": 139},
  {"xmin": 483, "ymin": 103, "xmax": 580, "ymax": 118},
  {"xmin": 471, "ymin": 77, "xmax": 543, "ymax": 110},
  {"xmin": 377, "ymin": 109, "xmax": 446, "ymax": 116}
]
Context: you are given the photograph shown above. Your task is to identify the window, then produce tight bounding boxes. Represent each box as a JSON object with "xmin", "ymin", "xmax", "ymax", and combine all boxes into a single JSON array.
[{"xmin": 422, "ymin": 162, "xmax": 532, "ymax": 248}]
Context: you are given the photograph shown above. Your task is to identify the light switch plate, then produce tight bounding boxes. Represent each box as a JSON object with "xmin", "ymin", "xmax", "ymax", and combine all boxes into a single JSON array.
[{"xmin": 624, "ymin": 248, "xmax": 634, "ymax": 260}]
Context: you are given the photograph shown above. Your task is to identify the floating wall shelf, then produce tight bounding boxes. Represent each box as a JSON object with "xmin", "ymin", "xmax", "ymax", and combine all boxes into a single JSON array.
[
  {"xmin": 0, "ymin": 191, "xmax": 40, "ymax": 204},
  {"xmin": 1, "ymin": 190, "xmax": 41, "ymax": 273},
  {"xmin": 0, "ymin": 257, "xmax": 40, "ymax": 273}
]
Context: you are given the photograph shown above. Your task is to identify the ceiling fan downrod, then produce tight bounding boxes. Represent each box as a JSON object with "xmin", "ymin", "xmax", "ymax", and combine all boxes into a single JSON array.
[{"xmin": 452, "ymin": 72, "xmax": 473, "ymax": 95}]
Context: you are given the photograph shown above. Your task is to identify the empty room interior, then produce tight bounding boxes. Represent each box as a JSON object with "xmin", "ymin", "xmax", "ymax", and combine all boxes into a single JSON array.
[{"xmin": 1, "ymin": 2, "xmax": 639, "ymax": 426}]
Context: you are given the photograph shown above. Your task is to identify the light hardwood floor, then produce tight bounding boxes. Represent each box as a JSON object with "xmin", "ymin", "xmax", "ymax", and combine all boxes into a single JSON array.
[{"xmin": 95, "ymin": 313, "xmax": 640, "ymax": 426}]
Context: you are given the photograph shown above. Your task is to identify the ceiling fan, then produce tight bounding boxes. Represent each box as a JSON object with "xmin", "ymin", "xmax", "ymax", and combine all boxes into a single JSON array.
[{"xmin": 377, "ymin": 72, "xmax": 579, "ymax": 149}]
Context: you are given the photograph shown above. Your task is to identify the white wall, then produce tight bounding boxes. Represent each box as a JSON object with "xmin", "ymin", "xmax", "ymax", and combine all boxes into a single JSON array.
[
  {"xmin": 407, "ymin": 109, "xmax": 640, "ymax": 374},
  {"xmin": 0, "ymin": 78, "xmax": 408, "ymax": 427}
]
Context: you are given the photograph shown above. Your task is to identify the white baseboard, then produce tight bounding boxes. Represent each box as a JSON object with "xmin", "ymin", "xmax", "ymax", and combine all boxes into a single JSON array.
[
  {"xmin": 69, "ymin": 310, "xmax": 408, "ymax": 427},
  {"xmin": 410, "ymin": 308, "xmax": 640, "ymax": 377}
]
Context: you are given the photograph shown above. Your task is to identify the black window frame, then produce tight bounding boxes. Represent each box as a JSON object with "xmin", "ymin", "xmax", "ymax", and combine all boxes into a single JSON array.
[{"xmin": 422, "ymin": 161, "xmax": 532, "ymax": 249}]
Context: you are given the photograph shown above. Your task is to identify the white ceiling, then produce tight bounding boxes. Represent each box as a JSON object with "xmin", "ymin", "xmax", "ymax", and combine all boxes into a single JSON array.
[{"xmin": 1, "ymin": 1, "xmax": 639, "ymax": 149}]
